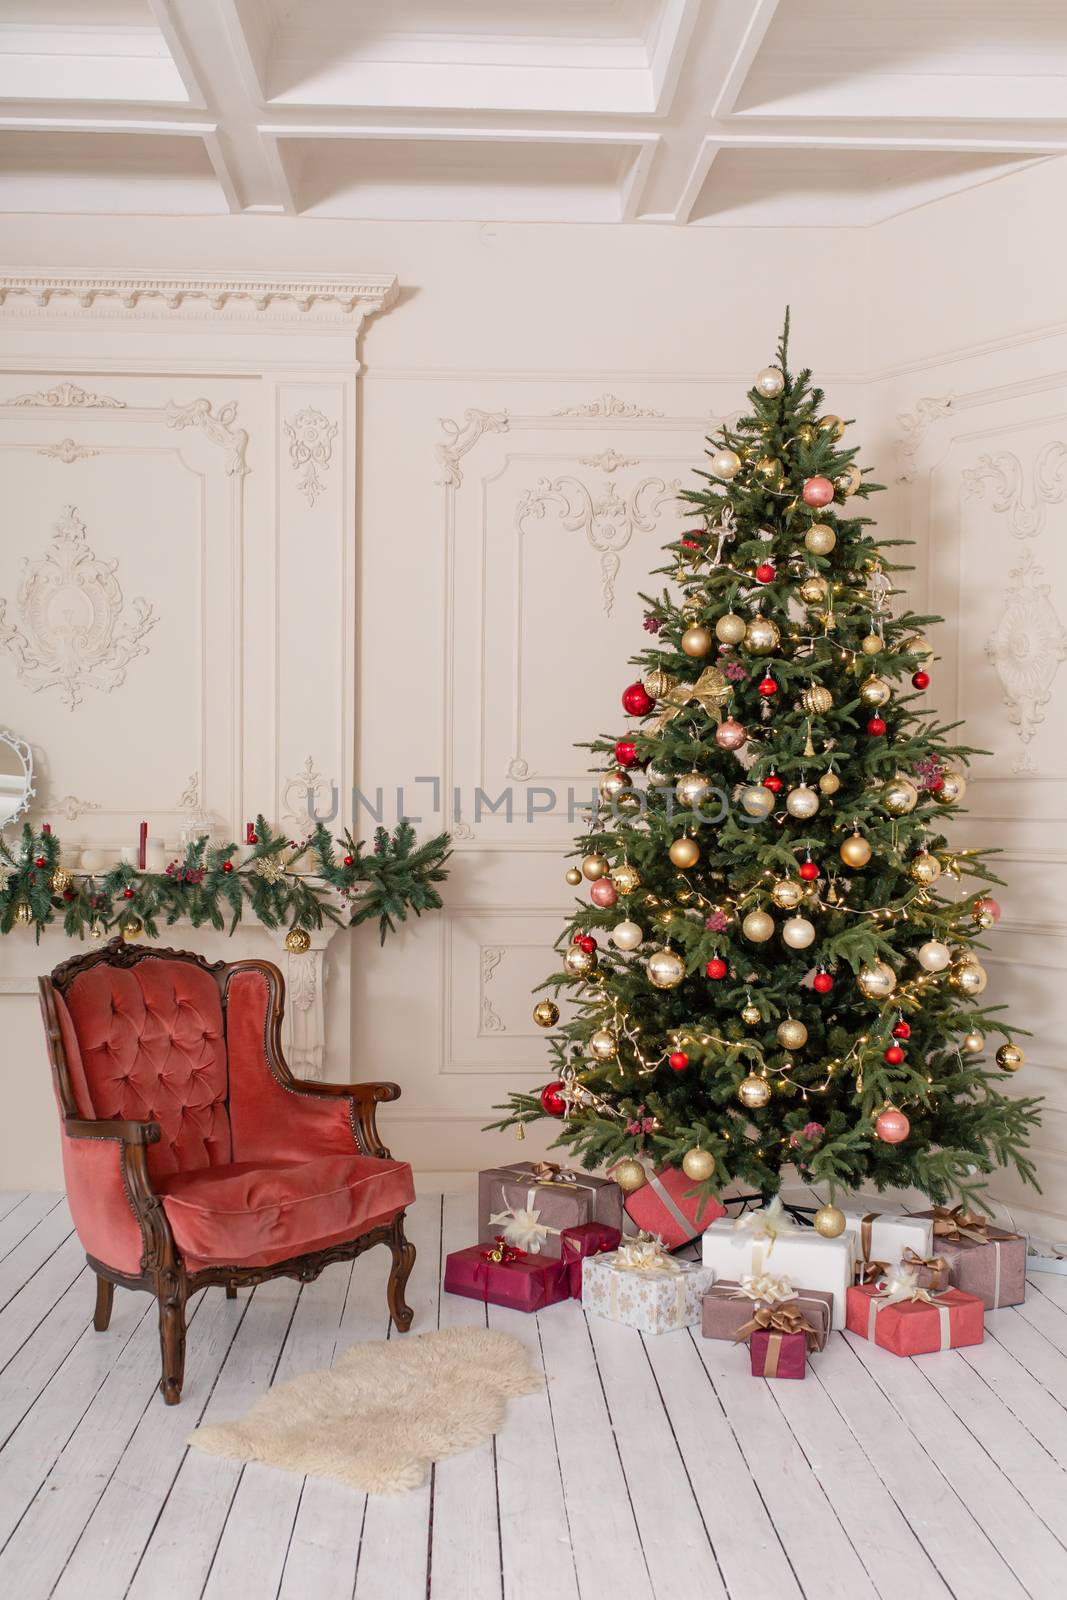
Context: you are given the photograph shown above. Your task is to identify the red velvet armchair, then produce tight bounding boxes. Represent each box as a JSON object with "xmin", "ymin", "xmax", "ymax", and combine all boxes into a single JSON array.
[{"xmin": 39, "ymin": 939, "xmax": 416, "ymax": 1404}]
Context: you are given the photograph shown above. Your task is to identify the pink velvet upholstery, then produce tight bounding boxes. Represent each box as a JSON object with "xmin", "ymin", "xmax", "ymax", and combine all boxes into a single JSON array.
[
  {"xmin": 158, "ymin": 1154, "xmax": 415, "ymax": 1269},
  {"xmin": 58, "ymin": 1131, "xmax": 145, "ymax": 1276}
]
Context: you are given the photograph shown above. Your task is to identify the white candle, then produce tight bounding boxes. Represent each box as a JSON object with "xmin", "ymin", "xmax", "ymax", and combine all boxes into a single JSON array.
[{"xmin": 144, "ymin": 838, "xmax": 168, "ymax": 872}]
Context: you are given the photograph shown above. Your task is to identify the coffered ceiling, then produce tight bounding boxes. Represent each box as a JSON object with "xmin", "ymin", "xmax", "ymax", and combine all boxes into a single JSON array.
[{"xmin": 0, "ymin": 0, "xmax": 1062, "ymax": 224}]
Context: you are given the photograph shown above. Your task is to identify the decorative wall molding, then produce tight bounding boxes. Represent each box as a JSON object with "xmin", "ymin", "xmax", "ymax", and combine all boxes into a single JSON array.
[
  {"xmin": 165, "ymin": 397, "xmax": 249, "ymax": 477},
  {"xmin": 37, "ymin": 438, "xmax": 100, "ymax": 463},
  {"xmin": 985, "ymin": 548, "xmax": 1067, "ymax": 763},
  {"xmin": 552, "ymin": 394, "xmax": 664, "ymax": 419},
  {"xmin": 962, "ymin": 441, "xmax": 1067, "ymax": 538},
  {"xmin": 435, "ymin": 408, "xmax": 509, "ymax": 488},
  {"xmin": 480, "ymin": 947, "xmax": 506, "ymax": 1034},
  {"xmin": 284, "ymin": 406, "xmax": 337, "ymax": 507},
  {"xmin": 0, "ymin": 272, "xmax": 399, "ymax": 326},
  {"xmin": 281, "ymin": 756, "xmax": 335, "ymax": 834},
  {"xmin": 895, "ymin": 394, "xmax": 954, "ymax": 481},
  {"xmin": 50, "ymin": 794, "xmax": 101, "ymax": 822},
  {"xmin": 177, "ymin": 773, "xmax": 200, "ymax": 810},
  {"xmin": 3, "ymin": 381, "xmax": 125, "ymax": 409},
  {"xmin": 0, "ymin": 504, "xmax": 158, "ymax": 710},
  {"xmin": 578, "ymin": 449, "xmax": 640, "ymax": 472}
]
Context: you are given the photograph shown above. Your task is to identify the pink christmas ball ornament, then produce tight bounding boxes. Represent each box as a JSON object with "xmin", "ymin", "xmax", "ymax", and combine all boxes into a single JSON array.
[
  {"xmin": 589, "ymin": 878, "xmax": 618, "ymax": 909},
  {"xmin": 801, "ymin": 476, "xmax": 835, "ymax": 508},
  {"xmin": 875, "ymin": 1108, "xmax": 910, "ymax": 1145},
  {"xmin": 975, "ymin": 897, "xmax": 1001, "ymax": 924}
]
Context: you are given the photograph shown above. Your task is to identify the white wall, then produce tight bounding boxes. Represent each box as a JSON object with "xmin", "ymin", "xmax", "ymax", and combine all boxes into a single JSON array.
[{"xmin": 0, "ymin": 184, "xmax": 1062, "ymax": 1230}]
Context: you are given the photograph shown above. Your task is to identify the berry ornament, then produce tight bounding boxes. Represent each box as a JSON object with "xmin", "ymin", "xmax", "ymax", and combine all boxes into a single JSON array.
[
  {"xmin": 706, "ymin": 957, "xmax": 728, "ymax": 979},
  {"xmin": 867, "ymin": 716, "xmax": 887, "ymax": 737},
  {"xmin": 802, "ymin": 476, "xmax": 835, "ymax": 508},
  {"xmin": 622, "ymin": 682, "xmax": 654, "ymax": 716},
  {"xmin": 540, "ymin": 1081, "xmax": 567, "ymax": 1117},
  {"xmin": 669, "ymin": 1051, "xmax": 689, "ymax": 1073},
  {"xmin": 884, "ymin": 1044, "xmax": 906, "ymax": 1065},
  {"xmin": 614, "ymin": 740, "xmax": 638, "ymax": 768},
  {"xmin": 875, "ymin": 1108, "xmax": 910, "ymax": 1144}
]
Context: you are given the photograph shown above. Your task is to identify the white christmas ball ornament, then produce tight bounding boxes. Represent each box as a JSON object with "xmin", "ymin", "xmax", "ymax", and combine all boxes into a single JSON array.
[
  {"xmin": 785, "ymin": 784, "xmax": 820, "ymax": 820},
  {"xmin": 740, "ymin": 785, "xmax": 775, "ymax": 819},
  {"xmin": 755, "ymin": 366, "xmax": 786, "ymax": 399},
  {"xmin": 782, "ymin": 916, "xmax": 816, "ymax": 950},
  {"xmin": 917, "ymin": 940, "xmax": 951, "ymax": 973},
  {"xmin": 611, "ymin": 919, "xmax": 644, "ymax": 951},
  {"xmin": 710, "ymin": 448, "xmax": 742, "ymax": 481}
]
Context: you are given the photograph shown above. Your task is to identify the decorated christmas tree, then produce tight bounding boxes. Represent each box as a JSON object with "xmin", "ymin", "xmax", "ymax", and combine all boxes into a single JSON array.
[{"xmin": 493, "ymin": 315, "xmax": 1040, "ymax": 1214}]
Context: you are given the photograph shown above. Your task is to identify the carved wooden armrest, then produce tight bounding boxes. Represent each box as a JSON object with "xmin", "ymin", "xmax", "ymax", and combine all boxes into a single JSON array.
[
  {"xmin": 64, "ymin": 1116, "xmax": 161, "ymax": 1146},
  {"xmin": 289, "ymin": 1080, "xmax": 401, "ymax": 1160}
]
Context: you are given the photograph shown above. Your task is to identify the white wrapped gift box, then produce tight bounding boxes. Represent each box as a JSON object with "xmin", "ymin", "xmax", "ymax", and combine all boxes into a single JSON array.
[
  {"xmin": 840, "ymin": 1207, "xmax": 934, "ymax": 1276},
  {"xmin": 701, "ymin": 1214, "xmax": 852, "ymax": 1325}
]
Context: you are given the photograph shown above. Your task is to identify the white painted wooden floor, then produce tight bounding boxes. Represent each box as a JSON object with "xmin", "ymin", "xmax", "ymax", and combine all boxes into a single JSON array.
[{"xmin": 2, "ymin": 1189, "xmax": 1067, "ymax": 1600}]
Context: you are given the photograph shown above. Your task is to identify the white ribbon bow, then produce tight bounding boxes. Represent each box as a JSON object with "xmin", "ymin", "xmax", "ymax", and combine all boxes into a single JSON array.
[
  {"xmin": 876, "ymin": 1266, "xmax": 935, "ymax": 1307},
  {"xmin": 735, "ymin": 1271, "xmax": 795, "ymax": 1305},
  {"xmin": 489, "ymin": 1205, "xmax": 556, "ymax": 1254},
  {"xmin": 731, "ymin": 1196, "xmax": 795, "ymax": 1254}
]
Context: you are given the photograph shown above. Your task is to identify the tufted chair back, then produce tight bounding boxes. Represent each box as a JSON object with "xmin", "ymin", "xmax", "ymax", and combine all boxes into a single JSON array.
[{"xmin": 55, "ymin": 956, "xmax": 232, "ymax": 1182}]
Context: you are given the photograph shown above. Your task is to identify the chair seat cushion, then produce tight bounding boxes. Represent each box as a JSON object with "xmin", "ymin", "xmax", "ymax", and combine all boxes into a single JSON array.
[{"xmin": 158, "ymin": 1153, "xmax": 415, "ymax": 1270}]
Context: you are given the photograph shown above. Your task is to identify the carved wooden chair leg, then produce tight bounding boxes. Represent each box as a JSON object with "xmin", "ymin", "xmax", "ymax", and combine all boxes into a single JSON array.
[
  {"xmin": 93, "ymin": 1273, "xmax": 114, "ymax": 1332},
  {"xmin": 157, "ymin": 1270, "xmax": 189, "ymax": 1405},
  {"xmin": 226, "ymin": 1283, "xmax": 237, "ymax": 1299},
  {"xmin": 386, "ymin": 1213, "xmax": 416, "ymax": 1332}
]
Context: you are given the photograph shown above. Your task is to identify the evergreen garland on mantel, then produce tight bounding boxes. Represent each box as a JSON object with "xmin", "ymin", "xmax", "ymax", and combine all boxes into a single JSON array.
[{"xmin": 0, "ymin": 817, "xmax": 451, "ymax": 946}]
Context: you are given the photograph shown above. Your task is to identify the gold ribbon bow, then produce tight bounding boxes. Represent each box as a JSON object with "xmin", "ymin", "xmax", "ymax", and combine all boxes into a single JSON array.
[
  {"xmin": 729, "ymin": 1273, "xmax": 795, "ymax": 1305},
  {"xmin": 732, "ymin": 1303, "xmax": 820, "ymax": 1351},
  {"xmin": 928, "ymin": 1205, "xmax": 990, "ymax": 1243},
  {"xmin": 650, "ymin": 666, "xmax": 729, "ymax": 732},
  {"xmin": 901, "ymin": 1246, "xmax": 949, "ymax": 1288},
  {"xmin": 525, "ymin": 1160, "xmax": 579, "ymax": 1188},
  {"xmin": 732, "ymin": 1196, "xmax": 795, "ymax": 1257},
  {"xmin": 614, "ymin": 1233, "xmax": 682, "ymax": 1275},
  {"xmin": 855, "ymin": 1258, "xmax": 891, "ymax": 1286}
]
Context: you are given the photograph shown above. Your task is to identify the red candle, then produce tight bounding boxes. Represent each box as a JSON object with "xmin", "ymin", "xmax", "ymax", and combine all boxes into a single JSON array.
[
  {"xmin": 246, "ymin": 821, "xmax": 255, "ymax": 845},
  {"xmin": 42, "ymin": 823, "xmax": 51, "ymax": 835},
  {"xmin": 139, "ymin": 821, "xmax": 148, "ymax": 870}
]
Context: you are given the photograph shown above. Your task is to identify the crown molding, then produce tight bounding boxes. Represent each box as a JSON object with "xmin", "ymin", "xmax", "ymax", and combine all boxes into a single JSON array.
[{"xmin": 0, "ymin": 270, "xmax": 400, "ymax": 326}]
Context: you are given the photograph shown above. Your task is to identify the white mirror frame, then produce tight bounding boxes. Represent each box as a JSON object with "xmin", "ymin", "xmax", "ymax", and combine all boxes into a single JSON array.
[{"xmin": 0, "ymin": 730, "xmax": 35, "ymax": 831}]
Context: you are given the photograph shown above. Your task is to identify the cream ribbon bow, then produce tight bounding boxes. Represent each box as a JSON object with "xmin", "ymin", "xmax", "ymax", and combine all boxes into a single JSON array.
[
  {"xmin": 614, "ymin": 1233, "xmax": 682, "ymax": 1275},
  {"xmin": 489, "ymin": 1205, "xmax": 557, "ymax": 1254},
  {"xmin": 731, "ymin": 1196, "xmax": 795, "ymax": 1256},
  {"xmin": 730, "ymin": 1272, "xmax": 795, "ymax": 1305},
  {"xmin": 875, "ymin": 1266, "xmax": 936, "ymax": 1308}
]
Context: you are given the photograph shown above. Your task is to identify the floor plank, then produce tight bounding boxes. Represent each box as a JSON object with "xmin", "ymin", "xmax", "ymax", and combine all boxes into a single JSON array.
[{"xmin": 0, "ymin": 1194, "xmax": 61, "ymax": 1263}]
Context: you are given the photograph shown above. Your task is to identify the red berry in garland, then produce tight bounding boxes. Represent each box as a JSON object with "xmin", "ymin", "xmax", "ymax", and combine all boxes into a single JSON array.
[
  {"xmin": 867, "ymin": 716, "xmax": 887, "ymax": 737},
  {"xmin": 758, "ymin": 675, "xmax": 779, "ymax": 698},
  {"xmin": 614, "ymin": 740, "xmax": 638, "ymax": 769},
  {"xmin": 812, "ymin": 969, "xmax": 834, "ymax": 994},
  {"xmin": 669, "ymin": 1051, "xmax": 689, "ymax": 1072},
  {"xmin": 892, "ymin": 1020, "xmax": 911, "ymax": 1040},
  {"xmin": 754, "ymin": 562, "xmax": 776, "ymax": 584},
  {"xmin": 911, "ymin": 671, "xmax": 930, "ymax": 690},
  {"xmin": 798, "ymin": 860, "xmax": 819, "ymax": 882},
  {"xmin": 540, "ymin": 1080, "xmax": 567, "ymax": 1117},
  {"xmin": 706, "ymin": 957, "xmax": 728, "ymax": 979},
  {"xmin": 884, "ymin": 1044, "xmax": 906, "ymax": 1065},
  {"xmin": 622, "ymin": 681, "xmax": 654, "ymax": 717}
]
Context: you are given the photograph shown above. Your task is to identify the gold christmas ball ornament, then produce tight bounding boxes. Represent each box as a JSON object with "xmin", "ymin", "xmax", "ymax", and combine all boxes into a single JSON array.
[
  {"xmin": 755, "ymin": 455, "xmax": 784, "ymax": 488},
  {"xmin": 284, "ymin": 926, "xmax": 312, "ymax": 954},
  {"xmin": 882, "ymin": 775, "xmax": 919, "ymax": 816},
  {"xmin": 599, "ymin": 768, "xmax": 632, "ymax": 803},
  {"xmin": 801, "ymin": 685, "xmax": 834, "ymax": 715},
  {"xmin": 49, "ymin": 865, "xmax": 73, "ymax": 894},
  {"xmin": 611, "ymin": 863, "xmax": 641, "ymax": 895},
  {"xmin": 805, "ymin": 523, "xmax": 837, "ymax": 556},
  {"xmin": 614, "ymin": 1158, "xmax": 648, "ymax": 1194},
  {"xmin": 533, "ymin": 999, "xmax": 560, "ymax": 1028},
  {"xmin": 860, "ymin": 675, "xmax": 892, "ymax": 708},
  {"xmin": 121, "ymin": 916, "xmax": 144, "ymax": 942},
  {"xmin": 813, "ymin": 1203, "xmax": 847, "ymax": 1238},
  {"xmin": 996, "ymin": 1042, "xmax": 1025, "ymax": 1073},
  {"xmin": 745, "ymin": 615, "xmax": 780, "ymax": 655},
  {"xmin": 589, "ymin": 1028, "xmax": 619, "ymax": 1061},
  {"xmin": 740, "ymin": 785, "xmax": 775, "ymax": 820},
  {"xmin": 836, "ymin": 464, "xmax": 863, "ymax": 496},
  {"xmin": 669, "ymin": 836, "xmax": 700, "ymax": 869},
  {"xmin": 13, "ymin": 900, "xmax": 33, "ymax": 928},
  {"xmin": 951, "ymin": 961, "xmax": 988, "ymax": 997},
  {"xmin": 742, "ymin": 909, "xmax": 775, "ymax": 944},
  {"xmin": 647, "ymin": 948, "xmax": 687, "ymax": 989},
  {"xmin": 611, "ymin": 919, "xmax": 644, "ymax": 951},
  {"xmin": 816, "ymin": 414, "xmax": 846, "ymax": 441},
  {"xmin": 963, "ymin": 1029, "xmax": 986, "ymax": 1054},
  {"xmin": 565, "ymin": 867, "xmax": 583, "ymax": 886},
  {"xmin": 681, "ymin": 622, "xmax": 713, "ymax": 658},
  {"xmin": 858, "ymin": 960, "xmax": 897, "ymax": 999},
  {"xmin": 643, "ymin": 668, "xmax": 677, "ymax": 701},
  {"xmin": 676, "ymin": 771, "xmax": 712, "ymax": 810},
  {"xmin": 785, "ymin": 784, "xmax": 820, "ymax": 820},
  {"xmin": 818, "ymin": 770, "xmax": 841, "ymax": 796},
  {"xmin": 782, "ymin": 915, "xmax": 816, "ymax": 950},
  {"xmin": 565, "ymin": 944, "xmax": 598, "ymax": 979},
  {"xmin": 935, "ymin": 770, "xmax": 967, "ymax": 806},
  {"xmin": 741, "ymin": 1002, "xmax": 762, "ymax": 1025},
  {"xmin": 904, "ymin": 633, "xmax": 934, "ymax": 660},
  {"xmin": 582, "ymin": 853, "xmax": 610, "ymax": 881},
  {"xmin": 755, "ymin": 365, "xmax": 786, "ymax": 399},
  {"xmin": 861, "ymin": 632, "xmax": 883, "ymax": 656},
  {"xmin": 715, "ymin": 611, "xmax": 748, "ymax": 645},
  {"xmin": 772, "ymin": 879, "xmax": 804, "ymax": 910},
  {"xmin": 840, "ymin": 832, "xmax": 872, "ymax": 869},
  {"xmin": 777, "ymin": 1018, "xmax": 808, "ymax": 1050},
  {"xmin": 646, "ymin": 760, "xmax": 673, "ymax": 789},
  {"xmin": 738, "ymin": 1074, "xmax": 772, "ymax": 1110},
  {"xmin": 682, "ymin": 1147, "xmax": 716, "ymax": 1182},
  {"xmin": 710, "ymin": 448, "xmax": 742, "ymax": 481},
  {"xmin": 799, "ymin": 576, "xmax": 828, "ymax": 605},
  {"xmin": 910, "ymin": 851, "xmax": 942, "ymax": 886},
  {"xmin": 917, "ymin": 940, "xmax": 951, "ymax": 973}
]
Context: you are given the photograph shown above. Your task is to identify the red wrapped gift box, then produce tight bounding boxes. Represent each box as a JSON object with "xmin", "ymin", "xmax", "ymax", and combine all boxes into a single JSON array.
[
  {"xmin": 750, "ymin": 1328, "xmax": 808, "ymax": 1379},
  {"xmin": 560, "ymin": 1222, "xmax": 622, "ymax": 1297},
  {"xmin": 846, "ymin": 1282, "xmax": 984, "ymax": 1355},
  {"xmin": 444, "ymin": 1223, "xmax": 621, "ymax": 1314},
  {"xmin": 621, "ymin": 1165, "xmax": 727, "ymax": 1249}
]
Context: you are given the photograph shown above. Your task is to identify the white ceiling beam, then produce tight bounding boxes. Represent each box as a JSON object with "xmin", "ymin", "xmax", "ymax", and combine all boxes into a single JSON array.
[{"xmin": 711, "ymin": 0, "xmax": 783, "ymax": 119}]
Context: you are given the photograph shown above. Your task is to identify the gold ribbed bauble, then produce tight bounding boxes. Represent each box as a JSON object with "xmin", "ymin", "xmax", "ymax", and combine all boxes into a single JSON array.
[
  {"xmin": 816, "ymin": 414, "xmax": 846, "ymax": 440},
  {"xmin": 533, "ymin": 1000, "xmax": 560, "ymax": 1028},
  {"xmin": 582, "ymin": 853, "xmax": 610, "ymax": 881},
  {"xmin": 710, "ymin": 448, "xmax": 742, "ymax": 481},
  {"xmin": 805, "ymin": 523, "xmax": 836, "ymax": 556},
  {"xmin": 935, "ymin": 770, "xmax": 967, "ymax": 806},
  {"xmin": 742, "ymin": 909, "xmax": 775, "ymax": 943},
  {"xmin": 740, "ymin": 784, "xmax": 775, "ymax": 819},
  {"xmin": 715, "ymin": 611, "xmax": 747, "ymax": 645},
  {"xmin": 755, "ymin": 366, "xmax": 786, "ymax": 399},
  {"xmin": 739, "ymin": 1074, "xmax": 772, "ymax": 1109},
  {"xmin": 857, "ymin": 960, "xmax": 897, "ymax": 999},
  {"xmin": 611, "ymin": 919, "xmax": 643, "ymax": 951},
  {"xmin": 564, "ymin": 945, "xmax": 598, "ymax": 978},
  {"xmin": 285, "ymin": 926, "xmax": 312, "ymax": 954},
  {"xmin": 49, "ymin": 865, "xmax": 73, "ymax": 894},
  {"xmin": 682, "ymin": 1147, "xmax": 716, "ymax": 1182},
  {"xmin": 916, "ymin": 940, "xmax": 951, "ymax": 973},
  {"xmin": 741, "ymin": 1001, "xmax": 762, "ymax": 1025},
  {"xmin": 13, "ymin": 901, "xmax": 33, "ymax": 928},
  {"xmin": 614, "ymin": 1158, "xmax": 648, "ymax": 1193},
  {"xmin": 910, "ymin": 851, "xmax": 942, "ymax": 886},
  {"xmin": 813, "ymin": 1203, "xmax": 846, "ymax": 1238},
  {"xmin": 861, "ymin": 632, "xmax": 883, "ymax": 655},
  {"xmin": 786, "ymin": 784, "xmax": 820, "ymax": 819},
  {"xmin": 777, "ymin": 1018, "xmax": 808, "ymax": 1049},
  {"xmin": 962, "ymin": 1029, "xmax": 985, "ymax": 1054},
  {"xmin": 840, "ymin": 832, "xmax": 872, "ymax": 869},
  {"xmin": 681, "ymin": 622, "xmax": 713, "ymax": 658},
  {"xmin": 755, "ymin": 455, "xmax": 784, "ymax": 487},
  {"xmin": 799, "ymin": 576, "xmax": 828, "ymax": 605},
  {"xmin": 996, "ymin": 1042, "xmax": 1025, "ymax": 1072},
  {"xmin": 565, "ymin": 867, "xmax": 583, "ymax": 886},
  {"xmin": 643, "ymin": 668, "xmax": 677, "ymax": 700},
  {"xmin": 745, "ymin": 615, "xmax": 780, "ymax": 655},
  {"xmin": 860, "ymin": 674, "xmax": 892, "ymax": 708},
  {"xmin": 782, "ymin": 915, "xmax": 816, "ymax": 950},
  {"xmin": 589, "ymin": 1028, "xmax": 618, "ymax": 1061},
  {"xmin": 599, "ymin": 768, "xmax": 632, "ymax": 803},
  {"xmin": 612, "ymin": 862, "xmax": 641, "ymax": 895},
  {"xmin": 676, "ymin": 771, "xmax": 712, "ymax": 810},
  {"xmin": 836, "ymin": 464, "xmax": 863, "ymax": 496},
  {"xmin": 882, "ymin": 775, "xmax": 919, "ymax": 816},
  {"xmin": 951, "ymin": 961, "xmax": 987, "ymax": 997},
  {"xmin": 772, "ymin": 879, "xmax": 804, "ymax": 910},
  {"xmin": 669, "ymin": 837, "xmax": 700, "ymax": 869},
  {"xmin": 647, "ymin": 948, "xmax": 686, "ymax": 989},
  {"xmin": 801, "ymin": 685, "xmax": 833, "ymax": 715},
  {"xmin": 818, "ymin": 769, "xmax": 841, "ymax": 796}
]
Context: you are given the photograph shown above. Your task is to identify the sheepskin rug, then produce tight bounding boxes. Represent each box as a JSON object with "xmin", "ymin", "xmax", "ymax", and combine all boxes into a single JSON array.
[{"xmin": 187, "ymin": 1326, "xmax": 539, "ymax": 1495}]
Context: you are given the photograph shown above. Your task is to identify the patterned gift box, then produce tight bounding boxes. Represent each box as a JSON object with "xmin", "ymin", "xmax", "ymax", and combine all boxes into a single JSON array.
[
  {"xmin": 846, "ymin": 1274, "xmax": 984, "ymax": 1355},
  {"xmin": 701, "ymin": 1276, "xmax": 833, "ymax": 1349},
  {"xmin": 582, "ymin": 1235, "xmax": 712, "ymax": 1334},
  {"xmin": 913, "ymin": 1206, "xmax": 1027, "ymax": 1310},
  {"xmin": 750, "ymin": 1328, "xmax": 809, "ymax": 1379},
  {"xmin": 478, "ymin": 1161, "xmax": 624, "ymax": 1258},
  {"xmin": 840, "ymin": 1207, "xmax": 934, "ymax": 1284},
  {"xmin": 622, "ymin": 1164, "xmax": 727, "ymax": 1249},
  {"xmin": 701, "ymin": 1200, "xmax": 853, "ymax": 1325}
]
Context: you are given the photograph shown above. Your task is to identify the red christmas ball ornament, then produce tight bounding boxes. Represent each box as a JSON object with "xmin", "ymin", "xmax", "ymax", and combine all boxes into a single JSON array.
[
  {"xmin": 614, "ymin": 740, "xmax": 638, "ymax": 769},
  {"xmin": 540, "ymin": 1080, "xmax": 567, "ymax": 1117},
  {"xmin": 802, "ymin": 476, "xmax": 835, "ymax": 508},
  {"xmin": 589, "ymin": 878, "xmax": 617, "ymax": 910},
  {"xmin": 875, "ymin": 1107, "xmax": 910, "ymax": 1144},
  {"xmin": 867, "ymin": 715, "xmax": 887, "ymax": 737},
  {"xmin": 682, "ymin": 537, "xmax": 702, "ymax": 550},
  {"xmin": 884, "ymin": 1044, "xmax": 906, "ymax": 1066},
  {"xmin": 622, "ymin": 681, "xmax": 655, "ymax": 717},
  {"xmin": 572, "ymin": 931, "xmax": 583, "ymax": 943},
  {"xmin": 812, "ymin": 969, "xmax": 834, "ymax": 994},
  {"xmin": 705, "ymin": 957, "xmax": 728, "ymax": 980},
  {"xmin": 911, "ymin": 671, "xmax": 930, "ymax": 691},
  {"xmin": 343, "ymin": 854, "xmax": 354, "ymax": 867},
  {"xmin": 578, "ymin": 935, "xmax": 598, "ymax": 954},
  {"xmin": 892, "ymin": 1020, "xmax": 911, "ymax": 1040},
  {"xmin": 758, "ymin": 675, "xmax": 779, "ymax": 698},
  {"xmin": 122, "ymin": 887, "xmax": 135, "ymax": 900},
  {"xmin": 669, "ymin": 1051, "xmax": 690, "ymax": 1073},
  {"xmin": 754, "ymin": 561, "xmax": 776, "ymax": 585},
  {"xmin": 762, "ymin": 772, "xmax": 784, "ymax": 794},
  {"xmin": 35, "ymin": 856, "xmax": 47, "ymax": 867},
  {"xmin": 798, "ymin": 860, "xmax": 819, "ymax": 882},
  {"xmin": 248, "ymin": 833, "xmax": 258, "ymax": 846},
  {"xmin": 222, "ymin": 861, "xmax": 234, "ymax": 874}
]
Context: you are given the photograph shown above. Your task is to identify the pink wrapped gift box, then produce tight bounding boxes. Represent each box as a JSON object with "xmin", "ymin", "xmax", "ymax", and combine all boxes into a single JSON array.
[
  {"xmin": 750, "ymin": 1329, "xmax": 808, "ymax": 1379},
  {"xmin": 846, "ymin": 1282, "xmax": 984, "ymax": 1355},
  {"xmin": 621, "ymin": 1164, "xmax": 726, "ymax": 1249},
  {"xmin": 913, "ymin": 1207, "xmax": 1026, "ymax": 1309}
]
